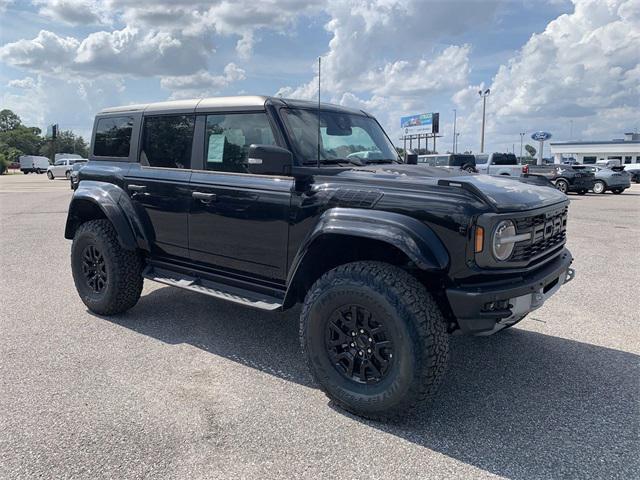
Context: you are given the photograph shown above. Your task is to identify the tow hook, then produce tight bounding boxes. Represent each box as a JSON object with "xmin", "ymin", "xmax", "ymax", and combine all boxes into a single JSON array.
[{"xmin": 565, "ymin": 268, "xmax": 576, "ymax": 284}]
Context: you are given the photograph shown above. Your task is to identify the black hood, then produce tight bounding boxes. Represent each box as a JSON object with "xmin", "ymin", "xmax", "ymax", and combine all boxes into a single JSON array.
[{"xmin": 344, "ymin": 164, "xmax": 568, "ymax": 212}]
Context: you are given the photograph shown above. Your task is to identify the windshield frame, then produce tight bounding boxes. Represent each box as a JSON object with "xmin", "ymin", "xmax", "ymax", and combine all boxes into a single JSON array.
[{"xmin": 279, "ymin": 107, "xmax": 400, "ymax": 166}]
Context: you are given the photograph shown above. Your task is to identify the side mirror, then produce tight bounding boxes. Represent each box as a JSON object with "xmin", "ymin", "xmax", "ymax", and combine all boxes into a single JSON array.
[
  {"xmin": 406, "ymin": 151, "xmax": 418, "ymax": 165},
  {"xmin": 247, "ymin": 144, "xmax": 293, "ymax": 175}
]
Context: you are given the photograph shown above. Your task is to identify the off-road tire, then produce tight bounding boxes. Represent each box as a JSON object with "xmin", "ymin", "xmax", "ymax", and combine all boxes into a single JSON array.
[
  {"xmin": 71, "ymin": 219, "xmax": 143, "ymax": 315},
  {"xmin": 300, "ymin": 261, "xmax": 449, "ymax": 421},
  {"xmin": 47, "ymin": 171, "xmax": 54, "ymax": 180},
  {"xmin": 593, "ymin": 180, "xmax": 606, "ymax": 194},
  {"xmin": 555, "ymin": 179, "xmax": 568, "ymax": 194}
]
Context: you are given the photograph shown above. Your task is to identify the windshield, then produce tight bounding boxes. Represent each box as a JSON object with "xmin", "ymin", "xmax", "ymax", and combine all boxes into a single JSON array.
[{"xmin": 280, "ymin": 108, "xmax": 399, "ymax": 165}]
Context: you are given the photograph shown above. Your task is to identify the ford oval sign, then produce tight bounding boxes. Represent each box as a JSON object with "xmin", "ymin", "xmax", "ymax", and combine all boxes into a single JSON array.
[{"xmin": 531, "ymin": 131, "xmax": 552, "ymax": 141}]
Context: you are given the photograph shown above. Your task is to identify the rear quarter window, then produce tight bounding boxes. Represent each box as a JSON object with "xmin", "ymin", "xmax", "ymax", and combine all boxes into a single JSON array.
[
  {"xmin": 492, "ymin": 154, "xmax": 518, "ymax": 165},
  {"xmin": 93, "ymin": 116, "xmax": 134, "ymax": 157}
]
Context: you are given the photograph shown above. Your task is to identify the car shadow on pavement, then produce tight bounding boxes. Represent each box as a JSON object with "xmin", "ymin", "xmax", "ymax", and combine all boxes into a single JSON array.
[{"xmin": 102, "ymin": 286, "xmax": 639, "ymax": 479}]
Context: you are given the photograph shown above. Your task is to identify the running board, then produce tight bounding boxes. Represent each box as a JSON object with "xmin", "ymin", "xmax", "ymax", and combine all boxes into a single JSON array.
[{"xmin": 143, "ymin": 266, "xmax": 283, "ymax": 311}]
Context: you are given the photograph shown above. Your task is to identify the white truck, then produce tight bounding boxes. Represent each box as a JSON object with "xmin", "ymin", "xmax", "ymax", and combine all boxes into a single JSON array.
[
  {"xmin": 474, "ymin": 153, "xmax": 523, "ymax": 176},
  {"xmin": 19, "ymin": 155, "xmax": 50, "ymax": 174}
]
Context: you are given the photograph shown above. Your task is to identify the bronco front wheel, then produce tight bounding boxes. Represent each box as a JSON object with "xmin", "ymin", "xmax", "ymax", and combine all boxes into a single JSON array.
[{"xmin": 300, "ymin": 261, "xmax": 449, "ymax": 420}]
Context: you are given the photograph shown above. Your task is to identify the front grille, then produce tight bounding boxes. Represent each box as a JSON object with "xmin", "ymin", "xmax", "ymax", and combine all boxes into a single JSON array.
[{"xmin": 511, "ymin": 206, "xmax": 567, "ymax": 263}]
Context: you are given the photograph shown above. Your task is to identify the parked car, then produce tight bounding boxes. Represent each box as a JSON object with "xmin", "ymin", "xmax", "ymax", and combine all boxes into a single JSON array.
[
  {"xmin": 526, "ymin": 164, "xmax": 595, "ymax": 194},
  {"xmin": 474, "ymin": 152, "xmax": 521, "ymax": 176},
  {"xmin": 551, "ymin": 165, "xmax": 596, "ymax": 194},
  {"xmin": 623, "ymin": 164, "xmax": 640, "ymax": 183},
  {"xmin": 19, "ymin": 155, "xmax": 50, "ymax": 174},
  {"xmin": 69, "ymin": 161, "xmax": 87, "ymax": 190},
  {"xmin": 417, "ymin": 153, "xmax": 477, "ymax": 172},
  {"xmin": 66, "ymin": 95, "xmax": 575, "ymax": 420},
  {"xmin": 584, "ymin": 165, "xmax": 631, "ymax": 194},
  {"xmin": 47, "ymin": 158, "xmax": 87, "ymax": 180}
]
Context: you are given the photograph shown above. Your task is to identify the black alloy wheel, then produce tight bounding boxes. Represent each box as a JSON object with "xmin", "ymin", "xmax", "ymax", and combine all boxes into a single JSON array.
[
  {"xmin": 325, "ymin": 304, "xmax": 394, "ymax": 384},
  {"xmin": 81, "ymin": 245, "xmax": 107, "ymax": 293}
]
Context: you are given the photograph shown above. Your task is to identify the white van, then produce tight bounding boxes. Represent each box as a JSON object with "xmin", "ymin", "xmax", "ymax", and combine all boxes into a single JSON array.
[{"xmin": 19, "ymin": 155, "xmax": 50, "ymax": 174}]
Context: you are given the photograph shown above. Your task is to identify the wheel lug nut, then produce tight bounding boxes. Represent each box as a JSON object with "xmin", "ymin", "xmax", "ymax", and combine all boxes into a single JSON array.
[
  {"xmin": 368, "ymin": 337, "xmax": 372, "ymax": 342},
  {"xmin": 389, "ymin": 354, "xmax": 393, "ymax": 358},
  {"xmin": 359, "ymin": 329, "xmax": 364, "ymax": 333},
  {"xmin": 367, "ymin": 348, "xmax": 371, "ymax": 353},
  {"xmin": 350, "ymin": 343, "xmax": 355, "ymax": 347},
  {"xmin": 351, "ymin": 331, "xmax": 356, "ymax": 336},
  {"xmin": 359, "ymin": 351, "xmax": 363, "ymax": 356}
]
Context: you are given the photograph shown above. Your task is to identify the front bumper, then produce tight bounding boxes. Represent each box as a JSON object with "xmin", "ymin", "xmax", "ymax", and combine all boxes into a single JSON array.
[{"xmin": 446, "ymin": 249, "xmax": 574, "ymax": 335}]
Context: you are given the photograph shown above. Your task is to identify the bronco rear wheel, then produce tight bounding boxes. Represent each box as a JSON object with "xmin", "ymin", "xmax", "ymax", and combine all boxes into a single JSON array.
[
  {"xmin": 300, "ymin": 261, "xmax": 449, "ymax": 420},
  {"xmin": 71, "ymin": 219, "xmax": 143, "ymax": 315}
]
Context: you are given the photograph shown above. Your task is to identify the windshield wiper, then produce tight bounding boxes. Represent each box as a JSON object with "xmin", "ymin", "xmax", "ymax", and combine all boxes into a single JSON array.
[{"xmin": 304, "ymin": 158, "xmax": 366, "ymax": 166}]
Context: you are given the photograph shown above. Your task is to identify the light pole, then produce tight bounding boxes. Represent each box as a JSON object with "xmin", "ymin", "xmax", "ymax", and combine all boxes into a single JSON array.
[
  {"xmin": 478, "ymin": 88, "xmax": 490, "ymax": 153},
  {"xmin": 455, "ymin": 133, "xmax": 460, "ymax": 154},
  {"xmin": 519, "ymin": 132, "xmax": 525, "ymax": 160},
  {"xmin": 452, "ymin": 109, "xmax": 457, "ymax": 153}
]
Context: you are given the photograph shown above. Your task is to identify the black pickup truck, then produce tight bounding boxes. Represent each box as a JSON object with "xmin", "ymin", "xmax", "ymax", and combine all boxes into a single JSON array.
[{"xmin": 65, "ymin": 96, "xmax": 575, "ymax": 420}]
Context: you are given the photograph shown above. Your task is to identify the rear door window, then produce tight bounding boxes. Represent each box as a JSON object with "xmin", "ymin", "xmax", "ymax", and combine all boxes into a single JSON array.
[
  {"xmin": 93, "ymin": 116, "xmax": 134, "ymax": 157},
  {"xmin": 140, "ymin": 115, "xmax": 195, "ymax": 169}
]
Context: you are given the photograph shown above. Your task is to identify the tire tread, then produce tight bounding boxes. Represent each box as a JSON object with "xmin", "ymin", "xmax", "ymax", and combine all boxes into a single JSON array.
[{"xmin": 300, "ymin": 261, "xmax": 449, "ymax": 421}]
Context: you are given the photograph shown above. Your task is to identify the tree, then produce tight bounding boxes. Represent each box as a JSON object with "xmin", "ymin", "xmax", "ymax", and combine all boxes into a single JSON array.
[
  {"xmin": 524, "ymin": 144, "xmax": 536, "ymax": 157},
  {"xmin": 0, "ymin": 109, "xmax": 22, "ymax": 132},
  {"xmin": 0, "ymin": 152, "xmax": 9, "ymax": 175},
  {"xmin": 0, "ymin": 125, "xmax": 42, "ymax": 156}
]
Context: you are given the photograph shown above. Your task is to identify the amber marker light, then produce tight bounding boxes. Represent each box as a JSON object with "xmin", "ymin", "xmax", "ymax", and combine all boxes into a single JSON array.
[{"xmin": 475, "ymin": 226, "xmax": 484, "ymax": 253}]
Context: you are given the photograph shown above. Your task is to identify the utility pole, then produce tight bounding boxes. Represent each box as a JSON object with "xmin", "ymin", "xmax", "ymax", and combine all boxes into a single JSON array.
[
  {"xmin": 569, "ymin": 120, "xmax": 573, "ymax": 140},
  {"xmin": 519, "ymin": 132, "xmax": 525, "ymax": 160},
  {"xmin": 478, "ymin": 89, "xmax": 490, "ymax": 153},
  {"xmin": 452, "ymin": 109, "xmax": 457, "ymax": 153}
]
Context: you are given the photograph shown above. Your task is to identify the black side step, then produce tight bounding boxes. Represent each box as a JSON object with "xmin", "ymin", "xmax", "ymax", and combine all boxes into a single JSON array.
[{"xmin": 143, "ymin": 266, "xmax": 283, "ymax": 311}]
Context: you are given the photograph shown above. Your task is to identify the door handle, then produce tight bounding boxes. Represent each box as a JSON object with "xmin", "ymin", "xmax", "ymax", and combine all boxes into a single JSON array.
[
  {"xmin": 192, "ymin": 191, "xmax": 217, "ymax": 203},
  {"xmin": 127, "ymin": 184, "xmax": 147, "ymax": 192}
]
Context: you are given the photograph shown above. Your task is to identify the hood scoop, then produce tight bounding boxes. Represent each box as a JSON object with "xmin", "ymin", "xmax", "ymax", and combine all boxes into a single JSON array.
[{"xmin": 329, "ymin": 189, "xmax": 383, "ymax": 208}]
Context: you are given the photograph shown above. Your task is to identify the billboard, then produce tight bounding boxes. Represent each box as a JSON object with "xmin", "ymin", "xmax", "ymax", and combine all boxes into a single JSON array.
[{"xmin": 400, "ymin": 113, "xmax": 439, "ymax": 135}]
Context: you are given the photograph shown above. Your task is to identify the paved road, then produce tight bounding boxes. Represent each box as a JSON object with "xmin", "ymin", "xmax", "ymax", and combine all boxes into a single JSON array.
[{"xmin": 1, "ymin": 173, "xmax": 638, "ymax": 479}]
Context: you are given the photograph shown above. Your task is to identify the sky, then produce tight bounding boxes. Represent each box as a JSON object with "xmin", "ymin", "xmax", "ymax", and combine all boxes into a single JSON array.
[{"xmin": 0, "ymin": 0, "xmax": 638, "ymax": 156}]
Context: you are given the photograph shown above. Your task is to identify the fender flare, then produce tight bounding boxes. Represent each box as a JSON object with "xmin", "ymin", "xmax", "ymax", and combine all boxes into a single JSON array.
[
  {"xmin": 64, "ymin": 181, "xmax": 150, "ymax": 251},
  {"xmin": 284, "ymin": 208, "xmax": 450, "ymax": 303}
]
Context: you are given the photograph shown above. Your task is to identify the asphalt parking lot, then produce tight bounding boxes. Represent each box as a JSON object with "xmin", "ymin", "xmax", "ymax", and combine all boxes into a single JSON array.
[{"xmin": 1, "ymin": 173, "xmax": 638, "ymax": 479}]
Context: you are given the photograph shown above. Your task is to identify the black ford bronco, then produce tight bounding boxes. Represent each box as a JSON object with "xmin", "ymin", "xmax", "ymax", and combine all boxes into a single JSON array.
[{"xmin": 66, "ymin": 96, "xmax": 575, "ymax": 420}]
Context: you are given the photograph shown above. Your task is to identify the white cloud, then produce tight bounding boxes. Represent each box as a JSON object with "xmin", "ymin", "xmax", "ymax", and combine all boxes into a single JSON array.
[
  {"xmin": 0, "ymin": 30, "xmax": 79, "ymax": 74},
  {"xmin": 453, "ymin": 0, "xmax": 640, "ymax": 151},
  {"xmin": 32, "ymin": 0, "xmax": 112, "ymax": 25},
  {"xmin": 160, "ymin": 63, "xmax": 246, "ymax": 99},
  {"xmin": 7, "ymin": 77, "xmax": 36, "ymax": 89}
]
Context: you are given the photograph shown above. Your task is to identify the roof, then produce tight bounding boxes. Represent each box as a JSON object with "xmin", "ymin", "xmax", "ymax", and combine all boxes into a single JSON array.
[
  {"xmin": 99, "ymin": 95, "xmax": 369, "ymax": 116},
  {"xmin": 549, "ymin": 140, "xmax": 640, "ymax": 146}
]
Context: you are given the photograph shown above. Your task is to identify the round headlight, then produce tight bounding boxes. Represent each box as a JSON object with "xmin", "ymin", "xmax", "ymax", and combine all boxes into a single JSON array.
[{"xmin": 492, "ymin": 220, "xmax": 516, "ymax": 261}]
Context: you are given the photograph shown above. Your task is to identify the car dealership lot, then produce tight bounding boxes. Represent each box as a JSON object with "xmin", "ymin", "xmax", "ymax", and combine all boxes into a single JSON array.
[{"xmin": 1, "ymin": 174, "xmax": 638, "ymax": 479}]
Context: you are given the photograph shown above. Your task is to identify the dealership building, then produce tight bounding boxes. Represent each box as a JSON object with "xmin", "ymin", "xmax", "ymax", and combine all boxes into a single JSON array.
[{"xmin": 549, "ymin": 132, "xmax": 640, "ymax": 165}]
